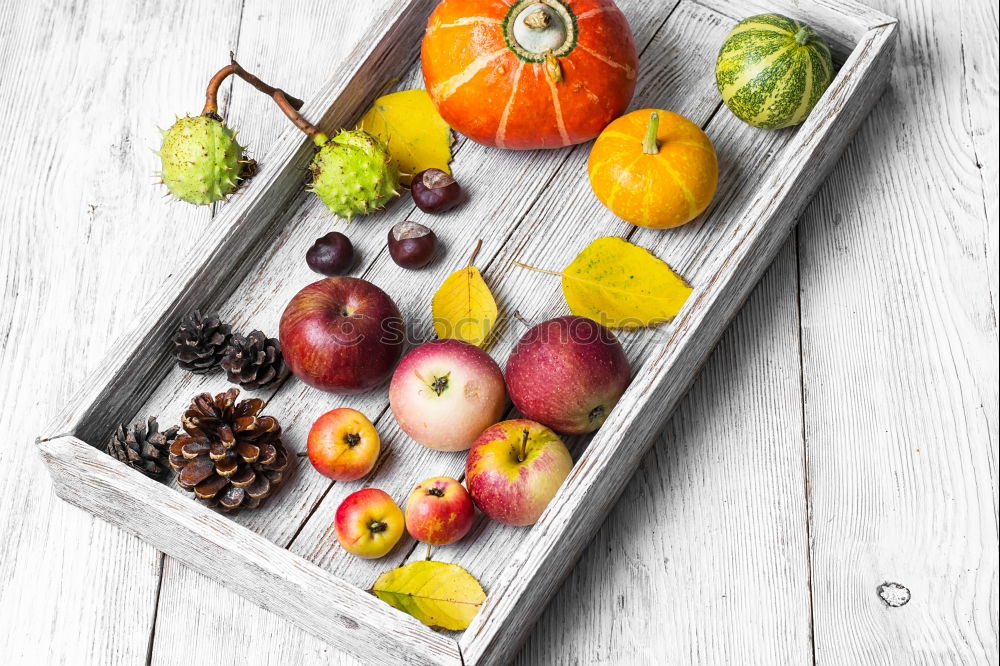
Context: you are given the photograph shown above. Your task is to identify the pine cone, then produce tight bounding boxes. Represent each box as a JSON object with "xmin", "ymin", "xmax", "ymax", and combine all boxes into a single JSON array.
[
  {"xmin": 172, "ymin": 310, "xmax": 233, "ymax": 373},
  {"xmin": 168, "ymin": 388, "xmax": 289, "ymax": 511},
  {"xmin": 106, "ymin": 416, "xmax": 178, "ymax": 479},
  {"xmin": 221, "ymin": 330, "xmax": 286, "ymax": 390}
]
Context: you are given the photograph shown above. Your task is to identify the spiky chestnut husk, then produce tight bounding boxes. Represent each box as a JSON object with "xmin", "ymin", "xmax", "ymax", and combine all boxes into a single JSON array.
[
  {"xmin": 309, "ymin": 129, "xmax": 400, "ymax": 219},
  {"xmin": 159, "ymin": 115, "xmax": 245, "ymax": 205}
]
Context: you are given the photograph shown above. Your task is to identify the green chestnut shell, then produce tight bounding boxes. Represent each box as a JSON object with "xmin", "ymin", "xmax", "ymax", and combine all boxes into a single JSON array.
[
  {"xmin": 309, "ymin": 129, "xmax": 400, "ymax": 219},
  {"xmin": 159, "ymin": 115, "xmax": 244, "ymax": 205}
]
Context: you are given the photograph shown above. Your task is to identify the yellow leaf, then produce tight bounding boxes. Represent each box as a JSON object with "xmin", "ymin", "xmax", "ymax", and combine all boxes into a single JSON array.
[
  {"xmin": 358, "ymin": 89, "xmax": 452, "ymax": 186},
  {"xmin": 432, "ymin": 240, "xmax": 497, "ymax": 347},
  {"xmin": 515, "ymin": 237, "xmax": 692, "ymax": 329},
  {"xmin": 371, "ymin": 561, "xmax": 486, "ymax": 631}
]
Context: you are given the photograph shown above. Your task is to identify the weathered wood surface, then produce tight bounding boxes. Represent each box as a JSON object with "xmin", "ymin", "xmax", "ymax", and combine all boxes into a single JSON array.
[
  {"xmin": 37, "ymin": 435, "xmax": 462, "ymax": 666},
  {"xmin": 2, "ymin": 1, "xmax": 997, "ymax": 665}
]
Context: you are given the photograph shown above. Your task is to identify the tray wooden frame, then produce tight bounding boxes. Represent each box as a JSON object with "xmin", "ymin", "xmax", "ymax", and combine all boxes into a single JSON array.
[{"xmin": 38, "ymin": 1, "xmax": 897, "ymax": 664}]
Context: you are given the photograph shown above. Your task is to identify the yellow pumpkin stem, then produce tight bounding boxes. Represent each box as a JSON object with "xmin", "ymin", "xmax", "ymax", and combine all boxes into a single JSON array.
[
  {"xmin": 545, "ymin": 50, "xmax": 563, "ymax": 83},
  {"xmin": 642, "ymin": 111, "xmax": 660, "ymax": 155}
]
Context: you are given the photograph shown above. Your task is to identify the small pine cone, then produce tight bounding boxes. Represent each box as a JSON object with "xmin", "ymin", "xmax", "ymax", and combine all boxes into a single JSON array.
[
  {"xmin": 168, "ymin": 388, "xmax": 289, "ymax": 511},
  {"xmin": 172, "ymin": 310, "xmax": 233, "ymax": 373},
  {"xmin": 106, "ymin": 416, "xmax": 179, "ymax": 479},
  {"xmin": 221, "ymin": 330, "xmax": 286, "ymax": 390}
]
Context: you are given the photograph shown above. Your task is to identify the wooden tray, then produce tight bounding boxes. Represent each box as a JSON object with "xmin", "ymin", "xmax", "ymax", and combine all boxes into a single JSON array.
[{"xmin": 37, "ymin": 1, "xmax": 897, "ymax": 664}]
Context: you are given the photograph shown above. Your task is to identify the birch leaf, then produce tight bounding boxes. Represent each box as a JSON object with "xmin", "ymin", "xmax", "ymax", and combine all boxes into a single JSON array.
[
  {"xmin": 371, "ymin": 560, "xmax": 486, "ymax": 631},
  {"xmin": 358, "ymin": 89, "xmax": 452, "ymax": 185},
  {"xmin": 515, "ymin": 237, "xmax": 692, "ymax": 329},
  {"xmin": 432, "ymin": 240, "xmax": 497, "ymax": 347}
]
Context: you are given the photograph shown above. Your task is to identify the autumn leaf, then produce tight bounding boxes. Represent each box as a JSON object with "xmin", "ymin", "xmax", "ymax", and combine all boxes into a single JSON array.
[
  {"xmin": 514, "ymin": 237, "xmax": 692, "ymax": 329},
  {"xmin": 371, "ymin": 560, "xmax": 486, "ymax": 631},
  {"xmin": 432, "ymin": 240, "xmax": 497, "ymax": 347},
  {"xmin": 358, "ymin": 89, "xmax": 452, "ymax": 185}
]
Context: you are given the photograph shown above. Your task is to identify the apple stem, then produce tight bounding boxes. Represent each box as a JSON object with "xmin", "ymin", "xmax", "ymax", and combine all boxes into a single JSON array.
[
  {"xmin": 467, "ymin": 239, "xmax": 482, "ymax": 267},
  {"xmin": 512, "ymin": 261, "xmax": 563, "ymax": 277},
  {"xmin": 518, "ymin": 428, "xmax": 529, "ymax": 463},
  {"xmin": 425, "ymin": 543, "xmax": 433, "ymax": 561},
  {"xmin": 512, "ymin": 310, "xmax": 532, "ymax": 328},
  {"xmin": 295, "ymin": 451, "xmax": 308, "ymax": 457}
]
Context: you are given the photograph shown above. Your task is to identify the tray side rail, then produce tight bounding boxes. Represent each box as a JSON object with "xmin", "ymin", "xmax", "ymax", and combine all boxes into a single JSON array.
[{"xmin": 36, "ymin": 435, "xmax": 463, "ymax": 666}]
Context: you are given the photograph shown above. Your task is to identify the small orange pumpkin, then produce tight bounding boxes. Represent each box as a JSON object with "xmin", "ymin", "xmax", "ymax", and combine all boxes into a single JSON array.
[
  {"xmin": 421, "ymin": 0, "xmax": 638, "ymax": 150},
  {"xmin": 588, "ymin": 109, "xmax": 718, "ymax": 229}
]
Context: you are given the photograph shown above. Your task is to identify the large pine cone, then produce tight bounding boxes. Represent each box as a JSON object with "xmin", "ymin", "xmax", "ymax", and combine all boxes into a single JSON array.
[
  {"xmin": 168, "ymin": 388, "xmax": 289, "ymax": 510},
  {"xmin": 106, "ymin": 416, "xmax": 178, "ymax": 479},
  {"xmin": 172, "ymin": 310, "xmax": 233, "ymax": 373},
  {"xmin": 221, "ymin": 330, "xmax": 286, "ymax": 390}
]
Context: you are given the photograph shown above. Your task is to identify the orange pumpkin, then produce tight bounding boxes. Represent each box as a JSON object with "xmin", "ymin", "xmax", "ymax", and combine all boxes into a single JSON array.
[
  {"xmin": 421, "ymin": 0, "xmax": 638, "ymax": 150},
  {"xmin": 588, "ymin": 109, "xmax": 718, "ymax": 229}
]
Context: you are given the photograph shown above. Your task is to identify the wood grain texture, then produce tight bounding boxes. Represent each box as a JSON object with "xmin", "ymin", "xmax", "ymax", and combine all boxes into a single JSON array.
[
  {"xmin": 144, "ymin": 3, "xmax": 392, "ymax": 664},
  {"xmin": 516, "ymin": 238, "xmax": 812, "ymax": 665},
  {"xmin": 43, "ymin": 0, "xmax": 436, "ymax": 443},
  {"xmin": 3, "ymin": 0, "xmax": 996, "ymax": 665},
  {"xmin": 799, "ymin": 0, "xmax": 999, "ymax": 662},
  {"xmin": 37, "ymin": 435, "xmax": 462, "ymax": 666},
  {"xmin": 0, "ymin": 2, "xmax": 244, "ymax": 664},
  {"xmin": 460, "ymin": 20, "xmax": 899, "ymax": 666}
]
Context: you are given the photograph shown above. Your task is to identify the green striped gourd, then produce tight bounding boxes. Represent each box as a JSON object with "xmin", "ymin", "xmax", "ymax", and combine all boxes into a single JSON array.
[{"xmin": 716, "ymin": 14, "xmax": 833, "ymax": 130}]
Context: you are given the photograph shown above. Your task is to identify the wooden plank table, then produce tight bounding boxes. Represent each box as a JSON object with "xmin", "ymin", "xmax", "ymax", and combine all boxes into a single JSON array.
[{"xmin": 0, "ymin": 0, "xmax": 995, "ymax": 663}]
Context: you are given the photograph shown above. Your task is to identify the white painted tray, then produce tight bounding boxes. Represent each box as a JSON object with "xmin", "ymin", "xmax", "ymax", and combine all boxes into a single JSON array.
[{"xmin": 37, "ymin": 1, "xmax": 897, "ymax": 664}]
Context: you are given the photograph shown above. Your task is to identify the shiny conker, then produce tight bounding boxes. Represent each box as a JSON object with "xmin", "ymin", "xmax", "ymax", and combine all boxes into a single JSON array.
[
  {"xmin": 306, "ymin": 231, "xmax": 354, "ymax": 276},
  {"xmin": 388, "ymin": 221, "xmax": 437, "ymax": 269},
  {"xmin": 410, "ymin": 169, "xmax": 462, "ymax": 214}
]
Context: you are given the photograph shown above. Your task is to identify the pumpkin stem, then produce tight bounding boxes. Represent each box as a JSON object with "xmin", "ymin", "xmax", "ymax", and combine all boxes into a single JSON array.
[
  {"xmin": 524, "ymin": 9, "xmax": 550, "ymax": 29},
  {"xmin": 642, "ymin": 112, "xmax": 660, "ymax": 155},
  {"xmin": 545, "ymin": 50, "xmax": 563, "ymax": 83},
  {"xmin": 793, "ymin": 26, "xmax": 811, "ymax": 45}
]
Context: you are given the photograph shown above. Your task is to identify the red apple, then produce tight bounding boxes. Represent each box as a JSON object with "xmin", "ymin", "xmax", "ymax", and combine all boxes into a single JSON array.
[
  {"xmin": 465, "ymin": 419, "xmax": 573, "ymax": 526},
  {"xmin": 404, "ymin": 476, "xmax": 475, "ymax": 546},
  {"xmin": 505, "ymin": 315, "xmax": 631, "ymax": 434},
  {"xmin": 279, "ymin": 277, "xmax": 405, "ymax": 394},
  {"xmin": 334, "ymin": 488, "xmax": 405, "ymax": 558},
  {"xmin": 307, "ymin": 408, "xmax": 380, "ymax": 481},
  {"xmin": 389, "ymin": 339, "xmax": 506, "ymax": 451}
]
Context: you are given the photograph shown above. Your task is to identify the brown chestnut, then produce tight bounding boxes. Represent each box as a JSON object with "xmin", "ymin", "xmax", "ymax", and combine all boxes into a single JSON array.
[
  {"xmin": 388, "ymin": 221, "xmax": 437, "ymax": 269},
  {"xmin": 411, "ymin": 168, "xmax": 462, "ymax": 214},
  {"xmin": 306, "ymin": 231, "xmax": 354, "ymax": 276}
]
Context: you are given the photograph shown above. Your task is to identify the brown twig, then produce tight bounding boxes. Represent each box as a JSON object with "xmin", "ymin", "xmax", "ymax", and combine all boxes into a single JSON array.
[
  {"xmin": 467, "ymin": 239, "xmax": 483, "ymax": 267},
  {"xmin": 272, "ymin": 89, "xmax": 325, "ymax": 143},
  {"xmin": 201, "ymin": 53, "xmax": 305, "ymax": 118}
]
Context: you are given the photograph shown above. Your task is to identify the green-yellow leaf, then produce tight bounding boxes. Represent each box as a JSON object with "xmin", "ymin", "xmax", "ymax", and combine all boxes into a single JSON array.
[
  {"xmin": 432, "ymin": 241, "xmax": 497, "ymax": 347},
  {"xmin": 515, "ymin": 237, "xmax": 692, "ymax": 329},
  {"xmin": 358, "ymin": 89, "xmax": 452, "ymax": 186},
  {"xmin": 371, "ymin": 561, "xmax": 486, "ymax": 631}
]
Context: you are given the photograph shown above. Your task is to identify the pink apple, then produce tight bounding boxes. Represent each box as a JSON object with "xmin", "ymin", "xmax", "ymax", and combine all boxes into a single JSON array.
[
  {"xmin": 404, "ymin": 476, "xmax": 475, "ymax": 546},
  {"xmin": 279, "ymin": 277, "xmax": 405, "ymax": 394},
  {"xmin": 505, "ymin": 315, "xmax": 631, "ymax": 434},
  {"xmin": 465, "ymin": 419, "xmax": 573, "ymax": 526},
  {"xmin": 389, "ymin": 339, "xmax": 506, "ymax": 451}
]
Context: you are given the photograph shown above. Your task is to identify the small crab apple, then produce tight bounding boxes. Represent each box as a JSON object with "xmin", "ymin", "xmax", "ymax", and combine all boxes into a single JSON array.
[
  {"xmin": 404, "ymin": 476, "xmax": 475, "ymax": 546},
  {"xmin": 307, "ymin": 408, "xmax": 380, "ymax": 481},
  {"xmin": 335, "ymin": 488, "xmax": 404, "ymax": 558}
]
